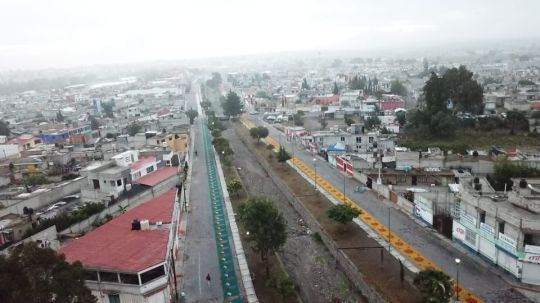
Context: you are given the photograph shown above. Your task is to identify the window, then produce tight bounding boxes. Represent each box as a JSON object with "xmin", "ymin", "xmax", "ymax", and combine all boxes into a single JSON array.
[
  {"xmin": 465, "ymin": 228, "xmax": 476, "ymax": 245},
  {"xmin": 498, "ymin": 221, "xmax": 505, "ymax": 234},
  {"xmin": 369, "ymin": 137, "xmax": 374, "ymax": 143},
  {"xmin": 479, "ymin": 211, "xmax": 486, "ymax": 223},
  {"xmin": 157, "ymin": 140, "xmax": 160, "ymax": 144},
  {"xmin": 356, "ymin": 137, "xmax": 361, "ymax": 143},
  {"xmin": 99, "ymin": 271, "xmax": 119, "ymax": 283},
  {"xmin": 84, "ymin": 270, "xmax": 98, "ymax": 281},
  {"xmin": 524, "ymin": 233, "xmax": 534, "ymax": 245},
  {"xmin": 108, "ymin": 294, "xmax": 120, "ymax": 303},
  {"xmin": 117, "ymin": 179, "xmax": 122, "ymax": 186},
  {"xmin": 119, "ymin": 273, "xmax": 139, "ymax": 285},
  {"xmin": 92, "ymin": 179, "xmax": 100, "ymax": 189},
  {"xmin": 340, "ymin": 137, "xmax": 345, "ymax": 142},
  {"xmin": 140, "ymin": 265, "xmax": 165, "ymax": 284},
  {"xmin": 146, "ymin": 166, "xmax": 154, "ymax": 173},
  {"xmin": 110, "ymin": 180, "xmax": 115, "ymax": 187}
]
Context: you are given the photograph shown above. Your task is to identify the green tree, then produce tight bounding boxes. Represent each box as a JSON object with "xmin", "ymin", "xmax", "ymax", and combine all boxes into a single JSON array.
[
  {"xmin": 0, "ymin": 242, "xmax": 96, "ymax": 303},
  {"xmin": 364, "ymin": 116, "xmax": 381, "ymax": 130},
  {"xmin": 238, "ymin": 196, "xmax": 287, "ymax": 276},
  {"xmin": 200, "ymin": 101, "xmax": 212, "ymax": 111},
  {"xmin": 327, "ymin": 204, "xmax": 361, "ymax": 229},
  {"xmin": 301, "ymin": 78, "xmax": 310, "ymax": 90},
  {"xmin": 396, "ymin": 111, "xmax": 407, "ymax": 126},
  {"xmin": 222, "ymin": 91, "xmax": 244, "ymax": 118},
  {"xmin": 293, "ymin": 113, "xmax": 304, "ymax": 126},
  {"xmin": 227, "ymin": 178, "xmax": 242, "ymax": 197},
  {"xmin": 186, "ymin": 109, "xmax": 199, "ymax": 125},
  {"xmin": 277, "ymin": 146, "xmax": 291, "ymax": 164},
  {"xmin": 345, "ymin": 116, "xmax": 355, "ymax": 126},
  {"xmin": 506, "ymin": 110, "xmax": 529, "ymax": 134},
  {"xmin": 413, "ymin": 269, "xmax": 454, "ymax": 303},
  {"xmin": 0, "ymin": 120, "xmax": 10, "ymax": 136},
  {"xmin": 101, "ymin": 101, "xmax": 114, "ymax": 118},
  {"xmin": 206, "ymin": 72, "xmax": 222, "ymax": 88},
  {"xmin": 333, "ymin": 82, "xmax": 339, "ymax": 95},
  {"xmin": 390, "ymin": 80, "xmax": 407, "ymax": 96},
  {"xmin": 56, "ymin": 110, "xmax": 65, "ymax": 122},
  {"xmin": 127, "ymin": 122, "xmax": 142, "ymax": 136},
  {"xmin": 249, "ymin": 126, "xmax": 269, "ymax": 142},
  {"xmin": 89, "ymin": 115, "xmax": 99, "ymax": 130}
]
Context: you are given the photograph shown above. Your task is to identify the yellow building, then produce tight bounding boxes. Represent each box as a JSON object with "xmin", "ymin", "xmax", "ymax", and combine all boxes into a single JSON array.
[{"xmin": 155, "ymin": 132, "xmax": 190, "ymax": 153}]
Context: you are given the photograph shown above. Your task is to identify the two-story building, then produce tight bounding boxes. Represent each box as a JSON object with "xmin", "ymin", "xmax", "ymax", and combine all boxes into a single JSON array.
[{"xmin": 59, "ymin": 188, "xmax": 181, "ymax": 303}]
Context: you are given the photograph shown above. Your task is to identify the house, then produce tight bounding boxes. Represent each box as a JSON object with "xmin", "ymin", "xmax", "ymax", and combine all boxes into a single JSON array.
[
  {"xmin": 313, "ymin": 95, "xmax": 340, "ymax": 106},
  {"xmin": 40, "ymin": 125, "xmax": 92, "ymax": 144},
  {"xmin": 59, "ymin": 188, "xmax": 181, "ymax": 303},
  {"xmin": 80, "ymin": 161, "xmax": 132, "ymax": 202},
  {"xmin": 454, "ymin": 177, "xmax": 540, "ymax": 285},
  {"xmin": 111, "ymin": 150, "xmax": 160, "ymax": 181},
  {"xmin": 7, "ymin": 134, "xmax": 42, "ymax": 151}
]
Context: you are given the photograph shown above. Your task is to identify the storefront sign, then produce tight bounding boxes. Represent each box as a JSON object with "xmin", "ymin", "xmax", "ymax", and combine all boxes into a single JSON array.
[
  {"xmin": 525, "ymin": 245, "xmax": 540, "ymax": 255},
  {"xmin": 499, "ymin": 233, "xmax": 517, "ymax": 248},
  {"xmin": 521, "ymin": 253, "xmax": 540, "ymax": 264},
  {"xmin": 460, "ymin": 210, "xmax": 477, "ymax": 229},
  {"xmin": 479, "ymin": 222, "xmax": 496, "ymax": 237},
  {"xmin": 453, "ymin": 221, "xmax": 466, "ymax": 242}
]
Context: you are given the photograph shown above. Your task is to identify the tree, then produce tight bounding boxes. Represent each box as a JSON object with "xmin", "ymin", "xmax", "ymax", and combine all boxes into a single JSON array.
[
  {"xmin": 206, "ymin": 72, "xmax": 222, "ymax": 88},
  {"xmin": 301, "ymin": 78, "xmax": 310, "ymax": 90},
  {"xmin": 127, "ymin": 122, "xmax": 142, "ymax": 136},
  {"xmin": 227, "ymin": 178, "xmax": 242, "ymax": 197},
  {"xmin": 56, "ymin": 110, "xmax": 65, "ymax": 122},
  {"xmin": 0, "ymin": 242, "xmax": 96, "ymax": 303},
  {"xmin": 249, "ymin": 126, "xmax": 269, "ymax": 142},
  {"xmin": 390, "ymin": 80, "xmax": 407, "ymax": 96},
  {"xmin": 89, "ymin": 115, "xmax": 99, "ymax": 130},
  {"xmin": 293, "ymin": 113, "xmax": 304, "ymax": 126},
  {"xmin": 364, "ymin": 116, "xmax": 381, "ymax": 130},
  {"xmin": 327, "ymin": 204, "xmax": 361, "ymax": 229},
  {"xmin": 277, "ymin": 146, "xmax": 291, "ymax": 164},
  {"xmin": 101, "ymin": 101, "xmax": 114, "ymax": 118},
  {"xmin": 333, "ymin": 82, "xmax": 339, "ymax": 95},
  {"xmin": 186, "ymin": 109, "xmax": 199, "ymax": 125},
  {"xmin": 238, "ymin": 196, "xmax": 287, "ymax": 276},
  {"xmin": 0, "ymin": 120, "xmax": 10, "ymax": 136},
  {"xmin": 345, "ymin": 116, "xmax": 355, "ymax": 126},
  {"xmin": 395, "ymin": 111, "xmax": 406, "ymax": 126},
  {"xmin": 506, "ymin": 110, "xmax": 529, "ymax": 134},
  {"xmin": 413, "ymin": 269, "xmax": 453, "ymax": 303},
  {"xmin": 222, "ymin": 91, "xmax": 244, "ymax": 118}
]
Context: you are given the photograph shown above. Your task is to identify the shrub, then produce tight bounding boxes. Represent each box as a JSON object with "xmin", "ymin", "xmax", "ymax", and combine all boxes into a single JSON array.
[{"xmin": 519, "ymin": 179, "xmax": 528, "ymax": 189}]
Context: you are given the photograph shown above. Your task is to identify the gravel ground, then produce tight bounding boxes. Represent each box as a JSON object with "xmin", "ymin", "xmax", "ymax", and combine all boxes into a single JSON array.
[{"xmin": 223, "ymin": 125, "xmax": 365, "ymax": 303}]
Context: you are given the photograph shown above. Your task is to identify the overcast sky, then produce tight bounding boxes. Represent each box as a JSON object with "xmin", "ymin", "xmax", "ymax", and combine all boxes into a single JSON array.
[{"xmin": 1, "ymin": 0, "xmax": 539, "ymax": 71}]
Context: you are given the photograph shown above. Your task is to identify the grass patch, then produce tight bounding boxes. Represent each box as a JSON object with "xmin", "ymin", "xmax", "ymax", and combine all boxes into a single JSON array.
[{"xmin": 400, "ymin": 130, "xmax": 540, "ymax": 151}]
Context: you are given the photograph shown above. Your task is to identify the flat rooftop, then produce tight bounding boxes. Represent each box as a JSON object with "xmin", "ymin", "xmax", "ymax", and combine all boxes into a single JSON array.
[{"xmin": 59, "ymin": 188, "xmax": 177, "ymax": 273}]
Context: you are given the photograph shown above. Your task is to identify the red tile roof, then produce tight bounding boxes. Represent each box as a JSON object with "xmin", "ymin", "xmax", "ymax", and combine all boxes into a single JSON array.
[
  {"xmin": 129, "ymin": 156, "xmax": 157, "ymax": 171},
  {"xmin": 531, "ymin": 101, "xmax": 540, "ymax": 110},
  {"xmin": 136, "ymin": 167, "xmax": 178, "ymax": 186},
  {"xmin": 59, "ymin": 188, "xmax": 177, "ymax": 272}
]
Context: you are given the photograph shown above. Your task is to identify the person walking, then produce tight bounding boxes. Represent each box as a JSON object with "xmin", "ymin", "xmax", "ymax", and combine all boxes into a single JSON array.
[{"xmin": 206, "ymin": 273, "xmax": 211, "ymax": 287}]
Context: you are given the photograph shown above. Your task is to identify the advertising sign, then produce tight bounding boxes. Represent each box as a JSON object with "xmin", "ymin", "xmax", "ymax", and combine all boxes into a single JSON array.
[
  {"xmin": 479, "ymin": 222, "xmax": 496, "ymax": 238},
  {"xmin": 453, "ymin": 221, "xmax": 466, "ymax": 242}
]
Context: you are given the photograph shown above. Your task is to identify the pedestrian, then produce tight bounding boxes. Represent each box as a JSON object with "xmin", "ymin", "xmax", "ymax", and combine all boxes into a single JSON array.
[{"xmin": 206, "ymin": 273, "xmax": 211, "ymax": 286}]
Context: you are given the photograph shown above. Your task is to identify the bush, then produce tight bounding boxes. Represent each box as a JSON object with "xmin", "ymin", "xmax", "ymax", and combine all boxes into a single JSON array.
[
  {"xmin": 62, "ymin": 173, "xmax": 79, "ymax": 181},
  {"xmin": 24, "ymin": 174, "xmax": 48, "ymax": 186},
  {"xmin": 519, "ymin": 179, "xmax": 528, "ymax": 189}
]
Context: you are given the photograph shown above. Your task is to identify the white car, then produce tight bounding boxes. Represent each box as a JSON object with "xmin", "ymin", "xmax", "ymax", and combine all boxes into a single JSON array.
[
  {"xmin": 46, "ymin": 205, "xmax": 59, "ymax": 212},
  {"xmin": 54, "ymin": 201, "xmax": 67, "ymax": 207}
]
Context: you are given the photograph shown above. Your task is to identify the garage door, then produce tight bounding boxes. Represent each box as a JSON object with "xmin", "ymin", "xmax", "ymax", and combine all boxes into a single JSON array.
[{"xmin": 522, "ymin": 262, "xmax": 540, "ymax": 285}]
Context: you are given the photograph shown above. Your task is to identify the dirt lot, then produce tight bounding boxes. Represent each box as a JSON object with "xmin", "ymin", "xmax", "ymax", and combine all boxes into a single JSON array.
[
  {"xmin": 222, "ymin": 125, "xmax": 366, "ymax": 303},
  {"xmin": 229, "ymin": 121, "xmax": 423, "ymax": 303}
]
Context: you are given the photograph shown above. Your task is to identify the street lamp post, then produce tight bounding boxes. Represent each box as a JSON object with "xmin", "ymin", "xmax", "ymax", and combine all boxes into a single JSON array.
[
  {"xmin": 313, "ymin": 158, "xmax": 317, "ymax": 191},
  {"xmin": 455, "ymin": 258, "xmax": 461, "ymax": 302}
]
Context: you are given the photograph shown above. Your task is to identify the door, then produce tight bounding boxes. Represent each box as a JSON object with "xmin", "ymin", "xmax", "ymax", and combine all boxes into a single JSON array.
[
  {"xmin": 108, "ymin": 294, "xmax": 120, "ymax": 303},
  {"xmin": 412, "ymin": 175, "xmax": 417, "ymax": 186}
]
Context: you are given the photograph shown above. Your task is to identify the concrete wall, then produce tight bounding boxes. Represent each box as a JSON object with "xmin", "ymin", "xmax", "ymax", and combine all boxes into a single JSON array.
[
  {"xmin": 0, "ymin": 177, "xmax": 86, "ymax": 217},
  {"xmin": 0, "ymin": 144, "xmax": 21, "ymax": 159}
]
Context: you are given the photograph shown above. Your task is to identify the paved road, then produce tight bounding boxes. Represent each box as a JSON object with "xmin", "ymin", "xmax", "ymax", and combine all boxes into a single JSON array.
[
  {"xmin": 249, "ymin": 115, "xmax": 531, "ymax": 302},
  {"xmin": 181, "ymin": 88, "xmax": 223, "ymax": 302}
]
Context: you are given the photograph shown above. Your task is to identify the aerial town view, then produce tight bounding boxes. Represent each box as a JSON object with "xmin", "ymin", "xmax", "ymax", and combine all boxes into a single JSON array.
[{"xmin": 1, "ymin": 1, "xmax": 540, "ymax": 303}]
